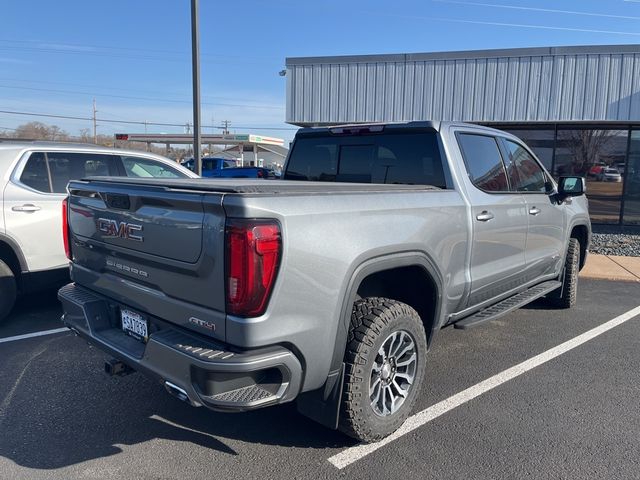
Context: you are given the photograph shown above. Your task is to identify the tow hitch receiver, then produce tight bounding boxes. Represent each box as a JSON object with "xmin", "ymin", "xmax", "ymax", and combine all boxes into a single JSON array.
[{"xmin": 104, "ymin": 358, "xmax": 135, "ymax": 377}]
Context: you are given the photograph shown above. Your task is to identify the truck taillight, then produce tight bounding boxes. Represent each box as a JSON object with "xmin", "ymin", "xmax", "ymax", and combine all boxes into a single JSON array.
[
  {"xmin": 225, "ymin": 219, "xmax": 281, "ymax": 317},
  {"xmin": 62, "ymin": 198, "xmax": 71, "ymax": 260}
]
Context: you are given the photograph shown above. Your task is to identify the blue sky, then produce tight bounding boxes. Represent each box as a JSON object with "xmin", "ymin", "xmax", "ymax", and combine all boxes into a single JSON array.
[{"xmin": 2, "ymin": 0, "xmax": 640, "ymax": 143}]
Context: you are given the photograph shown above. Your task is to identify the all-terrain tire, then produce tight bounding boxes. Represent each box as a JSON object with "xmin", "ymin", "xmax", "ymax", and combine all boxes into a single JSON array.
[
  {"xmin": 548, "ymin": 238, "xmax": 580, "ymax": 309},
  {"xmin": 339, "ymin": 297, "xmax": 427, "ymax": 442},
  {"xmin": 0, "ymin": 259, "xmax": 17, "ymax": 322}
]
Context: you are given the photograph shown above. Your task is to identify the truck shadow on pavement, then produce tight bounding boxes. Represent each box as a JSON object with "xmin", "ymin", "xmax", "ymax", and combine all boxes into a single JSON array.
[{"xmin": 0, "ymin": 334, "xmax": 354, "ymax": 470}]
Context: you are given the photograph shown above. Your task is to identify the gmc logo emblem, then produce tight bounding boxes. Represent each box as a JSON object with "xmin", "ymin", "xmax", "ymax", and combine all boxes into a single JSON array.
[{"xmin": 97, "ymin": 218, "xmax": 143, "ymax": 242}]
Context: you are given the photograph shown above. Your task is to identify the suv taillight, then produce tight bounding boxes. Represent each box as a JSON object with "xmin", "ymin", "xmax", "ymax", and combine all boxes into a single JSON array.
[
  {"xmin": 225, "ymin": 219, "xmax": 281, "ymax": 317},
  {"xmin": 62, "ymin": 198, "xmax": 71, "ymax": 260}
]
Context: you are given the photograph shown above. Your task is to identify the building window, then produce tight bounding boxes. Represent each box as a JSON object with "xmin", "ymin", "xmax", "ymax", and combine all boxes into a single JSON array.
[
  {"xmin": 555, "ymin": 128, "xmax": 628, "ymax": 224},
  {"xmin": 623, "ymin": 130, "xmax": 640, "ymax": 225}
]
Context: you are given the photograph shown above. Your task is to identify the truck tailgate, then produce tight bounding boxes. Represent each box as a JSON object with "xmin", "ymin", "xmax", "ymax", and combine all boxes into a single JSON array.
[{"xmin": 66, "ymin": 179, "xmax": 227, "ymax": 340}]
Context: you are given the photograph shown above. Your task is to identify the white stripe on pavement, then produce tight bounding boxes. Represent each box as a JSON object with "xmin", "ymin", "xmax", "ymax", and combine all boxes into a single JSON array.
[
  {"xmin": 328, "ymin": 304, "xmax": 640, "ymax": 469},
  {"xmin": 0, "ymin": 327, "xmax": 70, "ymax": 344}
]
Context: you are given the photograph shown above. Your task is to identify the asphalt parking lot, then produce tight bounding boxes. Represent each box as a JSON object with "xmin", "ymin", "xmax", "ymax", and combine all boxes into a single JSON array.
[{"xmin": 1, "ymin": 279, "xmax": 639, "ymax": 480}]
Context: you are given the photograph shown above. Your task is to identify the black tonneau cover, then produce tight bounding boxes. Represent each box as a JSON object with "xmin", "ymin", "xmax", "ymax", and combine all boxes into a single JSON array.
[{"xmin": 73, "ymin": 177, "xmax": 440, "ymax": 195}]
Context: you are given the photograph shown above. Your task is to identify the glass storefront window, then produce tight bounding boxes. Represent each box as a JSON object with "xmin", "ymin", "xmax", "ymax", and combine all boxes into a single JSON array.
[
  {"xmin": 501, "ymin": 128, "xmax": 554, "ymax": 171},
  {"xmin": 623, "ymin": 130, "xmax": 640, "ymax": 225},
  {"xmin": 555, "ymin": 129, "xmax": 628, "ymax": 224}
]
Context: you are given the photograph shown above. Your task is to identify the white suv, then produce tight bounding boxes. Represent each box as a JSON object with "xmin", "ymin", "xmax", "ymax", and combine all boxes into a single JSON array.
[{"xmin": 0, "ymin": 141, "xmax": 197, "ymax": 321}]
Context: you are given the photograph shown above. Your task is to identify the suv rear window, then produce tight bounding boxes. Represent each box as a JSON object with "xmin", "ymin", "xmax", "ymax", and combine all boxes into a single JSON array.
[
  {"xmin": 284, "ymin": 132, "xmax": 446, "ymax": 188},
  {"xmin": 20, "ymin": 152, "xmax": 119, "ymax": 193}
]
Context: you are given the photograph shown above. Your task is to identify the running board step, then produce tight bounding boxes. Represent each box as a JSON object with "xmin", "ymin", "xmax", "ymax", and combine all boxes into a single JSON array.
[{"xmin": 454, "ymin": 281, "xmax": 562, "ymax": 330}]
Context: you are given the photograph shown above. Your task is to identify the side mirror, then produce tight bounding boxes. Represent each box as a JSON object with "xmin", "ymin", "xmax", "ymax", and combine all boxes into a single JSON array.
[{"xmin": 557, "ymin": 176, "xmax": 586, "ymax": 198}]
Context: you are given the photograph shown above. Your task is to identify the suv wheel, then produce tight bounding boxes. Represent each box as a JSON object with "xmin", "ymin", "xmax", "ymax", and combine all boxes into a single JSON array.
[
  {"xmin": 339, "ymin": 297, "xmax": 427, "ymax": 442},
  {"xmin": 548, "ymin": 238, "xmax": 580, "ymax": 309},
  {"xmin": 0, "ymin": 259, "xmax": 17, "ymax": 321}
]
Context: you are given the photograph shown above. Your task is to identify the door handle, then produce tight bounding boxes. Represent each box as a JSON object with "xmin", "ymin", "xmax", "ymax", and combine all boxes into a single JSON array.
[
  {"xmin": 476, "ymin": 211, "xmax": 494, "ymax": 222},
  {"xmin": 529, "ymin": 206, "xmax": 541, "ymax": 216},
  {"xmin": 12, "ymin": 204, "xmax": 41, "ymax": 212}
]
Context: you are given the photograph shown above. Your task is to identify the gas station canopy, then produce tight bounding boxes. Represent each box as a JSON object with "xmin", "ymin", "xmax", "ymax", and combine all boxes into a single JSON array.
[
  {"xmin": 114, "ymin": 133, "xmax": 286, "ymax": 166},
  {"xmin": 114, "ymin": 133, "xmax": 284, "ymax": 147}
]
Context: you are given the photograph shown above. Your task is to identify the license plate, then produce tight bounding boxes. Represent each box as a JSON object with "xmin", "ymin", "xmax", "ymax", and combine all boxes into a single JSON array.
[{"xmin": 121, "ymin": 309, "xmax": 148, "ymax": 342}]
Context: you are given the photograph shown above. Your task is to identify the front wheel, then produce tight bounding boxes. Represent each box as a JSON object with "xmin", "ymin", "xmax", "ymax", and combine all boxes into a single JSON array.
[
  {"xmin": 548, "ymin": 238, "xmax": 580, "ymax": 309},
  {"xmin": 339, "ymin": 297, "xmax": 427, "ymax": 442}
]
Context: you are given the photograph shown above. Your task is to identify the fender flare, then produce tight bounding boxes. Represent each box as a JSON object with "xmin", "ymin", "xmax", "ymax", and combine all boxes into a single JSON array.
[
  {"xmin": 297, "ymin": 251, "xmax": 444, "ymax": 429},
  {"xmin": 566, "ymin": 219, "xmax": 591, "ymax": 269},
  {"xmin": 330, "ymin": 251, "xmax": 445, "ymax": 373},
  {"xmin": 0, "ymin": 233, "xmax": 27, "ymax": 273}
]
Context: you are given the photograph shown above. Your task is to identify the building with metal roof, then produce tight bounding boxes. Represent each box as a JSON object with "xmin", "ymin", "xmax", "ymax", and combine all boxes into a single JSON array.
[{"xmin": 285, "ymin": 45, "xmax": 640, "ymax": 226}]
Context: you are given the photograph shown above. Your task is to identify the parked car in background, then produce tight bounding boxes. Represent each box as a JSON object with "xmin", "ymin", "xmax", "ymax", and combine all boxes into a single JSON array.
[
  {"xmin": 181, "ymin": 156, "xmax": 275, "ymax": 178},
  {"xmin": 587, "ymin": 163, "xmax": 606, "ymax": 178},
  {"xmin": 0, "ymin": 141, "xmax": 196, "ymax": 321},
  {"xmin": 597, "ymin": 167, "xmax": 622, "ymax": 182}
]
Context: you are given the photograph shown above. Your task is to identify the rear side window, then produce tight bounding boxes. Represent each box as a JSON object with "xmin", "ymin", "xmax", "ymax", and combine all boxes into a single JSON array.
[
  {"xmin": 20, "ymin": 152, "xmax": 51, "ymax": 192},
  {"xmin": 20, "ymin": 152, "xmax": 119, "ymax": 193},
  {"xmin": 47, "ymin": 152, "xmax": 119, "ymax": 193},
  {"xmin": 502, "ymin": 139, "xmax": 547, "ymax": 193},
  {"xmin": 457, "ymin": 134, "xmax": 509, "ymax": 192},
  {"xmin": 121, "ymin": 156, "xmax": 185, "ymax": 178},
  {"xmin": 284, "ymin": 132, "xmax": 446, "ymax": 187}
]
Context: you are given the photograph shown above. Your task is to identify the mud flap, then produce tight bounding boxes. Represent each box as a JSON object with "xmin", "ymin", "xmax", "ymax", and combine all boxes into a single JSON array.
[{"xmin": 296, "ymin": 364, "xmax": 345, "ymax": 430}]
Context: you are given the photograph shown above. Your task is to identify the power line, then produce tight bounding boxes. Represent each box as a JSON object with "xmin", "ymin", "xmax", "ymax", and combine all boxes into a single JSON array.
[
  {"xmin": 0, "ymin": 76, "xmax": 282, "ymax": 104},
  {"xmin": 0, "ymin": 38, "xmax": 281, "ymax": 63},
  {"xmin": 0, "ymin": 84, "xmax": 285, "ymax": 110},
  {"xmin": 0, "ymin": 109, "xmax": 298, "ymax": 131}
]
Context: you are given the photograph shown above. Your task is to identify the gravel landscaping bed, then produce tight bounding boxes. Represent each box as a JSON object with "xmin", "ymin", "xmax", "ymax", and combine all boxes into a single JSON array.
[{"xmin": 590, "ymin": 229, "xmax": 640, "ymax": 257}]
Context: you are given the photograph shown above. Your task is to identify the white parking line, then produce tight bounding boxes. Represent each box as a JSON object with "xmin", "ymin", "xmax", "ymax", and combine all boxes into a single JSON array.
[
  {"xmin": 328, "ymin": 304, "xmax": 640, "ymax": 470},
  {"xmin": 0, "ymin": 327, "xmax": 70, "ymax": 344}
]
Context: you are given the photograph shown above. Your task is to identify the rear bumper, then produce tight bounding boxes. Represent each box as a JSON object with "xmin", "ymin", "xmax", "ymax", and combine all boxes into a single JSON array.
[{"xmin": 58, "ymin": 283, "xmax": 303, "ymax": 411}]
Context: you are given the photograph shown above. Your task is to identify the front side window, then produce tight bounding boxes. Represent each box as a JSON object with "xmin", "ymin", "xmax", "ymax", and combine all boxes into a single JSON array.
[
  {"xmin": 121, "ymin": 156, "xmax": 185, "ymax": 178},
  {"xmin": 457, "ymin": 133, "xmax": 509, "ymax": 192},
  {"xmin": 502, "ymin": 140, "xmax": 548, "ymax": 193}
]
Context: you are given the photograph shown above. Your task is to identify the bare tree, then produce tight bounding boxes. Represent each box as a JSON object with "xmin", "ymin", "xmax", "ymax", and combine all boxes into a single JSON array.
[
  {"xmin": 563, "ymin": 129, "xmax": 616, "ymax": 174},
  {"xmin": 13, "ymin": 121, "xmax": 70, "ymax": 141}
]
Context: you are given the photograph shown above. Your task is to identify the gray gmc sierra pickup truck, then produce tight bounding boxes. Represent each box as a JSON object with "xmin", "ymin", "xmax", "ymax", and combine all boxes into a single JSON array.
[{"xmin": 59, "ymin": 121, "xmax": 590, "ymax": 442}]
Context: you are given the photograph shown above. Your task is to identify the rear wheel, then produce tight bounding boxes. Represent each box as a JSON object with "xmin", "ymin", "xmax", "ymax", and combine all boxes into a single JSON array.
[
  {"xmin": 339, "ymin": 297, "xmax": 427, "ymax": 442},
  {"xmin": 548, "ymin": 238, "xmax": 580, "ymax": 309},
  {"xmin": 0, "ymin": 259, "xmax": 17, "ymax": 322}
]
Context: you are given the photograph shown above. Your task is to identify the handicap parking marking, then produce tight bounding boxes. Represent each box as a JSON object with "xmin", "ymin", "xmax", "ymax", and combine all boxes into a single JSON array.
[
  {"xmin": 328, "ymin": 304, "xmax": 640, "ymax": 470},
  {"xmin": 0, "ymin": 327, "xmax": 70, "ymax": 344}
]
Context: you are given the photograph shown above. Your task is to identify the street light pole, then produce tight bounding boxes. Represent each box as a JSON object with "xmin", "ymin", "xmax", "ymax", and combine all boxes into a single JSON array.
[{"xmin": 191, "ymin": 0, "xmax": 202, "ymax": 176}]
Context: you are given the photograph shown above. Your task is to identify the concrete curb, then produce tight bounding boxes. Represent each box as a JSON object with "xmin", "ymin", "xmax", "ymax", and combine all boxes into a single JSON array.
[{"xmin": 580, "ymin": 254, "xmax": 640, "ymax": 282}]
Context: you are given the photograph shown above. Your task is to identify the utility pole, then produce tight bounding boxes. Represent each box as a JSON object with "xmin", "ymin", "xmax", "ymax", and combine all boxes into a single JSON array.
[
  {"xmin": 92, "ymin": 98, "xmax": 97, "ymax": 144},
  {"xmin": 221, "ymin": 120, "xmax": 231, "ymax": 134},
  {"xmin": 208, "ymin": 114, "xmax": 214, "ymax": 155},
  {"xmin": 191, "ymin": 0, "xmax": 202, "ymax": 176}
]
